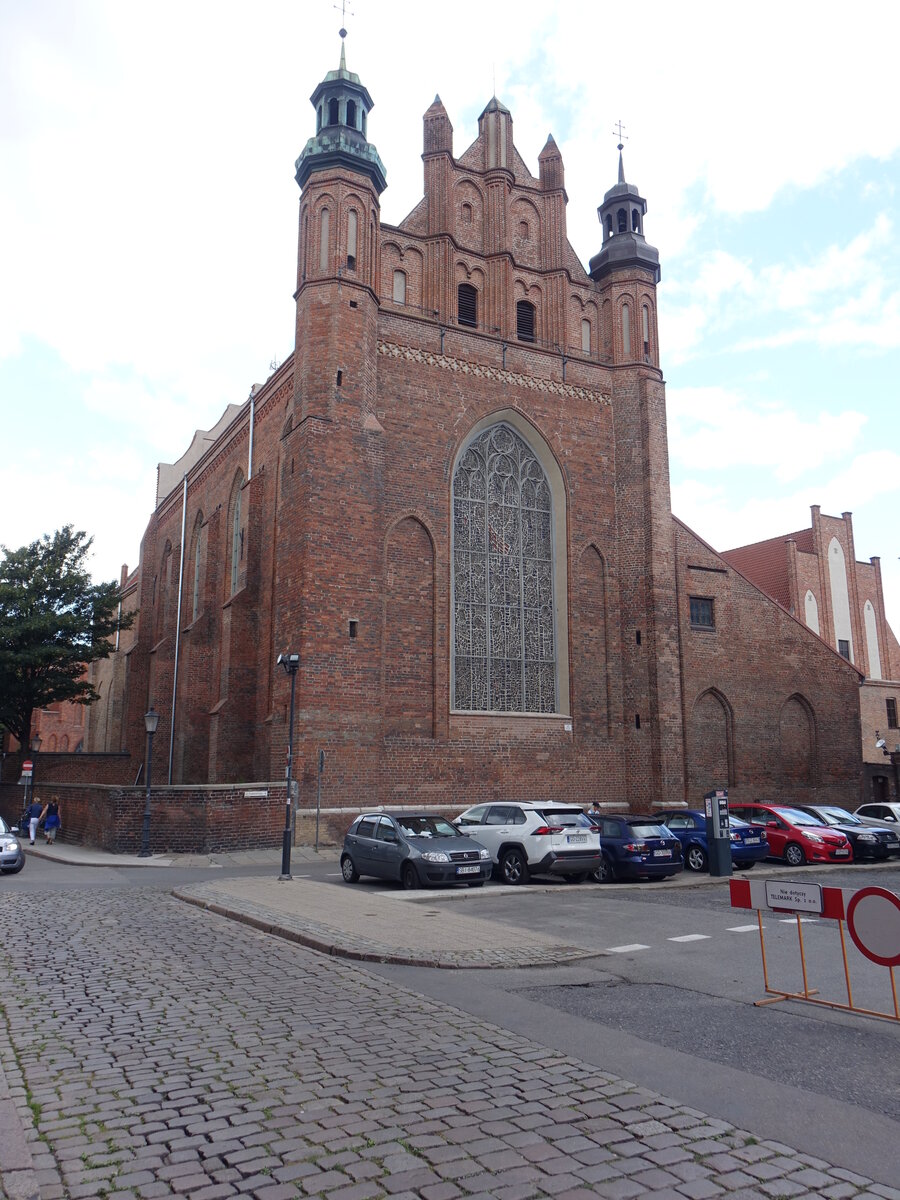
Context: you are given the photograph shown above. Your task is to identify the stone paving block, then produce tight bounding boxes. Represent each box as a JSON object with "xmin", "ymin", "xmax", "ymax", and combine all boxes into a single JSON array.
[{"xmin": 674, "ymin": 1180, "xmax": 726, "ymax": 1199}]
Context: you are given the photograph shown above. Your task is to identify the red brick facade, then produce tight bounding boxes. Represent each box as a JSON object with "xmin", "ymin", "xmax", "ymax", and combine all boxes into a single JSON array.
[{"xmin": 66, "ymin": 47, "xmax": 865, "ymax": 845}]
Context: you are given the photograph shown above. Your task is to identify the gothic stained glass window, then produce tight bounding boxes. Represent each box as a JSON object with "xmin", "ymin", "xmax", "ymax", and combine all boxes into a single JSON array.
[{"xmin": 452, "ymin": 424, "xmax": 557, "ymax": 713}]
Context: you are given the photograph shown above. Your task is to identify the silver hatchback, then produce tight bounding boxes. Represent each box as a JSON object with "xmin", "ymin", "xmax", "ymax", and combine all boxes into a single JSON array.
[
  {"xmin": 0, "ymin": 816, "xmax": 25, "ymax": 875},
  {"xmin": 341, "ymin": 812, "xmax": 493, "ymax": 889}
]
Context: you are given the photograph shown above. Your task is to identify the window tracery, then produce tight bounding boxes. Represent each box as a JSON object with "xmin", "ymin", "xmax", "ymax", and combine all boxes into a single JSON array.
[{"xmin": 452, "ymin": 423, "xmax": 556, "ymax": 713}]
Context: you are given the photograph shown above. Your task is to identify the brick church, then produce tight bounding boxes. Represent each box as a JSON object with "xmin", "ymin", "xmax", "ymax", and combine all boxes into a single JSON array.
[{"xmin": 82, "ymin": 38, "xmax": 875, "ymax": 818}]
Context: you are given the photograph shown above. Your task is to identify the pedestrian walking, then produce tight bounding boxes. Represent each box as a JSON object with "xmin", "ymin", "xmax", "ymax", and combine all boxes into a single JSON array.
[
  {"xmin": 40, "ymin": 795, "xmax": 62, "ymax": 844},
  {"xmin": 24, "ymin": 797, "xmax": 43, "ymax": 845}
]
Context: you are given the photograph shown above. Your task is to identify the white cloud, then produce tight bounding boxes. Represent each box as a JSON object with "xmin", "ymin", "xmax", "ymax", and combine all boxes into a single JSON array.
[{"xmin": 667, "ymin": 386, "xmax": 869, "ymax": 481}]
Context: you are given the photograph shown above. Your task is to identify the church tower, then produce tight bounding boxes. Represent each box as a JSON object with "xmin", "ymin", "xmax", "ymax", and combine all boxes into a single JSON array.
[
  {"xmin": 274, "ymin": 33, "xmax": 388, "ymax": 778},
  {"xmin": 590, "ymin": 141, "xmax": 684, "ymax": 808}
]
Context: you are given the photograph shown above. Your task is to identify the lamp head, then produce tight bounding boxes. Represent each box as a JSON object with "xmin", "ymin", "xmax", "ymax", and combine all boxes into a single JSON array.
[
  {"xmin": 277, "ymin": 652, "xmax": 300, "ymax": 674},
  {"xmin": 31, "ymin": 734, "xmax": 42, "ymax": 752},
  {"xmin": 145, "ymin": 706, "xmax": 160, "ymax": 735}
]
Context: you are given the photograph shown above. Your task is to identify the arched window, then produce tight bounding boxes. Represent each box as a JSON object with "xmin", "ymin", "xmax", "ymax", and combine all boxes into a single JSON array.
[
  {"xmin": 319, "ymin": 208, "xmax": 330, "ymax": 272},
  {"xmin": 60, "ymin": 736, "xmax": 69, "ymax": 752},
  {"xmin": 516, "ymin": 300, "xmax": 535, "ymax": 343},
  {"xmin": 452, "ymin": 423, "xmax": 556, "ymax": 713},
  {"xmin": 617, "ymin": 207, "xmax": 627, "ymax": 233},
  {"xmin": 621, "ymin": 303, "xmax": 631, "ymax": 357},
  {"xmin": 458, "ymin": 282, "xmax": 477, "ymax": 328},
  {"xmin": 393, "ymin": 269, "xmax": 407, "ymax": 303},
  {"xmin": 229, "ymin": 474, "xmax": 244, "ymax": 597},
  {"xmin": 328, "ymin": 97, "xmax": 339, "ymax": 125},
  {"xmin": 581, "ymin": 318, "xmax": 591, "ymax": 354},
  {"xmin": 316, "ymin": 105, "xmax": 323, "ymax": 132},
  {"xmin": 347, "ymin": 208, "xmax": 358, "ymax": 271},
  {"xmin": 632, "ymin": 208, "xmax": 641, "ymax": 232},
  {"xmin": 347, "ymin": 99, "xmax": 357, "ymax": 128},
  {"xmin": 642, "ymin": 304, "xmax": 651, "ymax": 359},
  {"xmin": 606, "ymin": 214, "xmax": 613, "ymax": 239},
  {"xmin": 361, "ymin": 109, "xmax": 367, "ymax": 136}
]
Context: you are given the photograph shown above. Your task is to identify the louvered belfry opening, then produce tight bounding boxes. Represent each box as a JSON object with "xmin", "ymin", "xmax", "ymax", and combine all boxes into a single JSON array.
[
  {"xmin": 516, "ymin": 300, "xmax": 535, "ymax": 343},
  {"xmin": 458, "ymin": 283, "xmax": 478, "ymax": 328}
]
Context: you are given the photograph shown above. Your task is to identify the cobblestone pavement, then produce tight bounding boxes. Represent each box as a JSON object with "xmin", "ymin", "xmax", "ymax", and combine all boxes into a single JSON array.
[{"xmin": 1, "ymin": 885, "xmax": 897, "ymax": 1200}]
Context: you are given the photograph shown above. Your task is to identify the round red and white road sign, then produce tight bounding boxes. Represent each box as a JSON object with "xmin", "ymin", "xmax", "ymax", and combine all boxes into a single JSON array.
[
  {"xmin": 846, "ymin": 886, "xmax": 900, "ymax": 967},
  {"xmin": 22, "ymin": 759, "xmax": 33, "ymax": 774}
]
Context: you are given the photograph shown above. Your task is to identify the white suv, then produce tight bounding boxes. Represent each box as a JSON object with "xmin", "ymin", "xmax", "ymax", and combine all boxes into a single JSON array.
[{"xmin": 454, "ymin": 802, "xmax": 603, "ymax": 885}]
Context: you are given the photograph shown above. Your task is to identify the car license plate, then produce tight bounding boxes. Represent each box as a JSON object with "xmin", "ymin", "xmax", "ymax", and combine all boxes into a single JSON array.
[
  {"xmin": 834, "ymin": 849, "xmax": 850, "ymax": 857},
  {"xmin": 567, "ymin": 834, "xmax": 588, "ymax": 844},
  {"xmin": 652, "ymin": 849, "xmax": 671, "ymax": 858},
  {"xmin": 744, "ymin": 837, "xmax": 760, "ymax": 845},
  {"xmin": 456, "ymin": 864, "xmax": 480, "ymax": 874}
]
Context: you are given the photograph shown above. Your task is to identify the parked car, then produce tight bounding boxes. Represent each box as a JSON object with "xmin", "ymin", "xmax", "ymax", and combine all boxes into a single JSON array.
[
  {"xmin": 584, "ymin": 814, "xmax": 683, "ymax": 883},
  {"xmin": 0, "ymin": 817, "xmax": 25, "ymax": 874},
  {"xmin": 453, "ymin": 802, "xmax": 603, "ymax": 885},
  {"xmin": 793, "ymin": 804, "xmax": 900, "ymax": 861},
  {"xmin": 656, "ymin": 809, "xmax": 769, "ymax": 872},
  {"xmin": 729, "ymin": 802, "xmax": 852, "ymax": 866},
  {"xmin": 854, "ymin": 802, "xmax": 900, "ymax": 834},
  {"xmin": 341, "ymin": 812, "xmax": 493, "ymax": 889}
]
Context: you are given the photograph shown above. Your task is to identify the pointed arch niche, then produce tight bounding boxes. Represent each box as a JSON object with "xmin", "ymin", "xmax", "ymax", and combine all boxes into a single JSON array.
[
  {"xmin": 779, "ymin": 694, "xmax": 817, "ymax": 785},
  {"xmin": 383, "ymin": 516, "xmax": 435, "ymax": 737},
  {"xmin": 573, "ymin": 545, "xmax": 610, "ymax": 736},
  {"xmin": 864, "ymin": 600, "xmax": 882, "ymax": 679},
  {"xmin": 688, "ymin": 688, "xmax": 734, "ymax": 795},
  {"xmin": 451, "ymin": 412, "xmax": 569, "ymax": 715}
]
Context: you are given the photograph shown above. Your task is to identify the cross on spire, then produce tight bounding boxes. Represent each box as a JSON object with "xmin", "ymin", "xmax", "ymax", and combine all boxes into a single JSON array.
[{"xmin": 612, "ymin": 120, "xmax": 628, "ymax": 151}]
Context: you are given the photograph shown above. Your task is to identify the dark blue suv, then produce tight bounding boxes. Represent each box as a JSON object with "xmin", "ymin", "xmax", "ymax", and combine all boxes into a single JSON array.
[
  {"xmin": 656, "ymin": 808, "xmax": 769, "ymax": 872},
  {"xmin": 584, "ymin": 814, "xmax": 683, "ymax": 882}
]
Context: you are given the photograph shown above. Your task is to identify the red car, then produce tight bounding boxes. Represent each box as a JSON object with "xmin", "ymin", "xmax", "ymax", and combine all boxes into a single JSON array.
[{"xmin": 729, "ymin": 802, "xmax": 852, "ymax": 867}]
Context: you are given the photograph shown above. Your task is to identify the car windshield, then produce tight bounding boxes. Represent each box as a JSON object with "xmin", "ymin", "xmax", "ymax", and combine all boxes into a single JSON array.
[
  {"xmin": 815, "ymin": 807, "xmax": 858, "ymax": 825},
  {"xmin": 628, "ymin": 823, "xmax": 669, "ymax": 838},
  {"xmin": 773, "ymin": 807, "xmax": 824, "ymax": 827},
  {"xmin": 396, "ymin": 816, "xmax": 460, "ymax": 839},
  {"xmin": 728, "ymin": 816, "xmax": 751, "ymax": 829},
  {"xmin": 0, "ymin": 816, "xmax": 9, "ymax": 835}
]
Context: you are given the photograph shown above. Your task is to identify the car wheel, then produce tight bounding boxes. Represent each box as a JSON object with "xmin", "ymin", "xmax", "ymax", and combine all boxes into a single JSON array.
[
  {"xmin": 467, "ymin": 881, "xmax": 484, "ymax": 888},
  {"xmin": 564, "ymin": 872, "xmax": 589, "ymax": 884},
  {"xmin": 500, "ymin": 849, "xmax": 529, "ymax": 886},
  {"xmin": 784, "ymin": 842, "xmax": 806, "ymax": 867},
  {"xmin": 685, "ymin": 845, "xmax": 708, "ymax": 873},
  {"xmin": 737, "ymin": 861, "xmax": 755, "ymax": 870},
  {"xmin": 401, "ymin": 863, "xmax": 420, "ymax": 890},
  {"xmin": 589, "ymin": 854, "xmax": 615, "ymax": 884},
  {"xmin": 340, "ymin": 855, "xmax": 359, "ymax": 883}
]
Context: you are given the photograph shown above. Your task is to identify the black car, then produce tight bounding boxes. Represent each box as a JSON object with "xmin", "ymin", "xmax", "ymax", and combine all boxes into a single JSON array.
[
  {"xmin": 584, "ymin": 813, "xmax": 683, "ymax": 882},
  {"xmin": 793, "ymin": 804, "xmax": 900, "ymax": 861},
  {"xmin": 341, "ymin": 812, "xmax": 493, "ymax": 889}
]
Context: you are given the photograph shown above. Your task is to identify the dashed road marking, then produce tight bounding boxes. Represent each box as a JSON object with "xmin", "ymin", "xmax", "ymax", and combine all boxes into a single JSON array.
[
  {"xmin": 728, "ymin": 924, "xmax": 762, "ymax": 932},
  {"xmin": 779, "ymin": 917, "xmax": 818, "ymax": 923},
  {"xmin": 606, "ymin": 943, "xmax": 650, "ymax": 953},
  {"xmin": 668, "ymin": 934, "xmax": 710, "ymax": 942}
]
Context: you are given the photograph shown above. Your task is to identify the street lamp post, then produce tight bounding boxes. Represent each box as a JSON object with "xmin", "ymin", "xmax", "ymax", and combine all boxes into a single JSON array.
[
  {"xmin": 138, "ymin": 707, "xmax": 160, "ymax": 857},
  {"xmin": 277, "ymin": 652, "xmax": 300, "ymax": 881},
  {"xmin": 29, "ymin": 734, "xmax": 42, "ymax": 808}
]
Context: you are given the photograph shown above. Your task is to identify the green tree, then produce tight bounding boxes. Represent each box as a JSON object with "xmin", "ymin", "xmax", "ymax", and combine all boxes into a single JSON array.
[{"xmin": 0, "ymin": 526, "xmax": 135, "ymax": 750}]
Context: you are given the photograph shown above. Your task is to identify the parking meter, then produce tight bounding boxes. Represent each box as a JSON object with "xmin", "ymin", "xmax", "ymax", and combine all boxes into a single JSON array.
[{"xmin": 703, "ymin": 788, "xmax": 732, "ymax": 877}]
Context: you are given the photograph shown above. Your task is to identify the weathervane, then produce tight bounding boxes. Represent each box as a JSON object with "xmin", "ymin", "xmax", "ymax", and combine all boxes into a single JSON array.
[
  {"xmin": 333, "ymin": 0, "xmax": 354, "ymax": 38},
  {"xmin": 612, "ymin": 120, "xmax": 628, "ymax": 152}
]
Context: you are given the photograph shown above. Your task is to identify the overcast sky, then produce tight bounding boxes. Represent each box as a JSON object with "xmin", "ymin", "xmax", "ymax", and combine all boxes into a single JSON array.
[{"xmin": 2, "ymin": 0, "xmax": 898, "ymax": 635}]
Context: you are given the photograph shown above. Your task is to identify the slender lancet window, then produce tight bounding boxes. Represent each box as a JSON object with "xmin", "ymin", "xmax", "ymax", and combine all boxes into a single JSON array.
[
  {"xmin": 452, "ymin": 424, "xmax": 556, "ymax": 713},
  {"xmin": 230, "ymin": 479, "xmax": 243, "ymax": 596}
]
